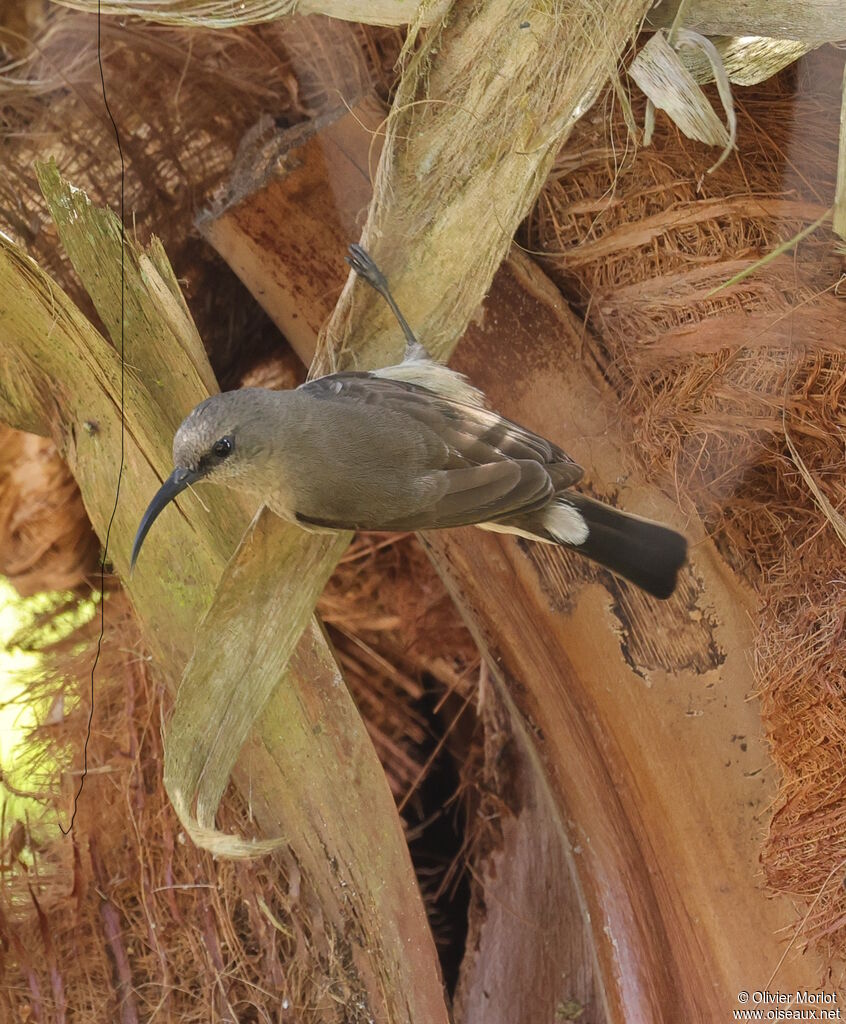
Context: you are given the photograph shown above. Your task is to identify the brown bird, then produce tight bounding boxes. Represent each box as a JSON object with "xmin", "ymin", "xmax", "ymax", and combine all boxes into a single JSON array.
[{"xmin": 132, "ymin": 245, "xmax": 687, "ymax": 598}]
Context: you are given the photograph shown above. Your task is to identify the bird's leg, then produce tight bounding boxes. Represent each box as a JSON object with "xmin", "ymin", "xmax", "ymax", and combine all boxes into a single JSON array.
[{"xmin": 346, "ymin": 244, "xmax": 424, "ymax": 360}]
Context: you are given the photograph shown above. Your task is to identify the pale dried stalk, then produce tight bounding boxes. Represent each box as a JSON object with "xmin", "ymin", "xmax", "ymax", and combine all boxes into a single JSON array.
[
  {"xmin": 680, "ymin": 35, "xmax": 810, "ymax": 87},
  {"xmin": 647, "ymin": 0, "xmax": 846, "ymax": 43},
  {"xmin": 629, "ymin": 30, "xmax": 732, "ymax": 160},
  {"xmin": 51, "ymin": 0, "xmax": 448, "ymax": 27},
  {"xmin": 314, "ymin": 0, "xmax": 654, "ymax": 374},
  {"xmin": 164, "ymin": 509, "xmax": 349, "ymax": 858}
]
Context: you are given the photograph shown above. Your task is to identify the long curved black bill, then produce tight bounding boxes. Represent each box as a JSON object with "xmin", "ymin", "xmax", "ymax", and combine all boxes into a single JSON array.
[{"xmin": 130, "ymin": 467, "xmax": 199, "ymax": 572}]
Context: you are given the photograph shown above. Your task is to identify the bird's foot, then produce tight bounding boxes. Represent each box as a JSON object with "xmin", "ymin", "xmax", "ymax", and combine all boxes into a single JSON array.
[
  {"xmin": 346, "ymin": 243, "xmax": 421, "ymax": 353},
  {"xmin": 346, "ymin": 243, "xmax": 389, "ymax": 294}
]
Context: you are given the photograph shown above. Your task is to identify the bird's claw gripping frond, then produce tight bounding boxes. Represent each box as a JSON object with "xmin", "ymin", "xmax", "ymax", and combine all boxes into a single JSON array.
[{"xmin": 345, "ymin": 243, "xmax": 388, "ymax": 292}]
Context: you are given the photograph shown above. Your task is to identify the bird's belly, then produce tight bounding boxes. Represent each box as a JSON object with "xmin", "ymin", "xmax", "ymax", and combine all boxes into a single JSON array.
[
  {"xmin": 285, "ymin": 454, "xmax": 441, "ymax": 529},
  {"xmin": 265, "ymin": 400, "xmax": 448, "ymax": 529}
]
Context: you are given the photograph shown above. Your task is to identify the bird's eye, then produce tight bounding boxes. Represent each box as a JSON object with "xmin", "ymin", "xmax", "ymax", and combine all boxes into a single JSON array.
[{"xmin": 212, "ymin": 437, "xmax": 233, "ymax": 458}]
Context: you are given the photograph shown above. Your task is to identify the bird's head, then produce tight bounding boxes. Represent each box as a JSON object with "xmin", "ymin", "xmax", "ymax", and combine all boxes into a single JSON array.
[{"xmin": 130, "ymin": 389, "xmax": 278, "ymax": 570}]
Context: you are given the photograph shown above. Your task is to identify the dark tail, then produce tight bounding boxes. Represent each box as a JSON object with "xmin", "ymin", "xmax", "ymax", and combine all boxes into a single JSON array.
[
  {"xmin": 501, "ymin": 492, "xmax": 688, "ymax": 599},
  {"xmin": 564, "ymin": 494, "xmax": 687, "ymax": 599}
]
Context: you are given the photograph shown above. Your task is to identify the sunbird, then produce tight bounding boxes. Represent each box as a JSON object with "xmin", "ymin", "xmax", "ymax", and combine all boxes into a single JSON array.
[{"xmin": 132, "ymin": 246, "xmax": 687, "ymax": 598}]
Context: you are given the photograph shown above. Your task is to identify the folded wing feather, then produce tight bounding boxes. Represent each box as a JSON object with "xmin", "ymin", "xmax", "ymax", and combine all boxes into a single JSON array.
[{"xmin": 295, "ymin": 371, "xmax": 583, "ymax": 531}]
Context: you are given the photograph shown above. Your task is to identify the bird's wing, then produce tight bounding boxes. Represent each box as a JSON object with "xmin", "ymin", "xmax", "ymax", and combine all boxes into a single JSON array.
[
  {"xmin": 294, "ymin": 372, "xmax": 583, "ymax": 531},
  {"xmin": 300, "ymin": 372, "xmax": 583, "ymax": 473}
]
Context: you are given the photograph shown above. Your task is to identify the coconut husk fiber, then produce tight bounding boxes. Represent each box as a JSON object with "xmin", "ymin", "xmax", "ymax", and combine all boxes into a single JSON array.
[
  {"xmin": 323, "ymin": 534, "xmax": 481, "ymax": 801},
  {"xmin": 525, "ymin": 45, "xmax": 846, "ymax": 966}
]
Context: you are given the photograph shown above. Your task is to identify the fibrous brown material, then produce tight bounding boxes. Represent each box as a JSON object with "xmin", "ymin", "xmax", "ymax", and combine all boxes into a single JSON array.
[
  {"xmin": 526, "ymin": 46, "xmax": 846, "ymax": 965},
  {"xmin": 0, "ymin": 426, "xmax": 99, "ymax": 594},
  {"xmin": 321, "ymin": 534, "xmax": 480, "ymax": 800}
]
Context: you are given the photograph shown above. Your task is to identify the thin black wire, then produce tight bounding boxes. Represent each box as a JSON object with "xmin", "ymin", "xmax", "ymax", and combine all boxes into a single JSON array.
[{"xmin": 59, "ymin": 0, "xmax": 125, "ymax": 835}]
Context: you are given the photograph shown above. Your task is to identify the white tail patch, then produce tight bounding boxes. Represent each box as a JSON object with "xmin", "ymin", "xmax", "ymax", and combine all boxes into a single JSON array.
[
  {"xmin": 477, "ymin": 499, "xmax": 589, "ymax": 547},
  {"xmin": 543, "ymin": 498, "xmax": 589, "ymax": 546}
]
